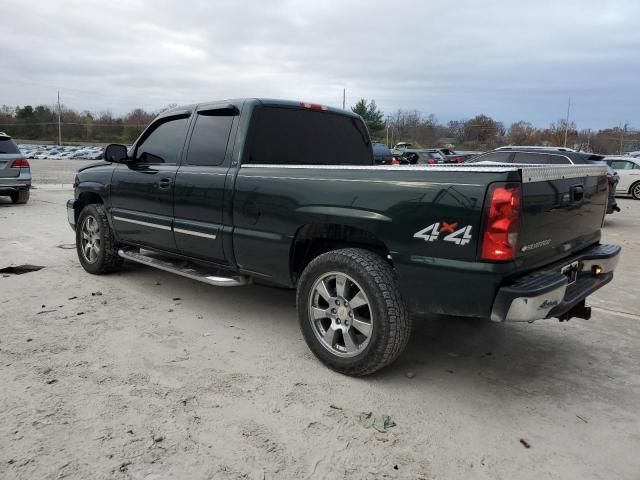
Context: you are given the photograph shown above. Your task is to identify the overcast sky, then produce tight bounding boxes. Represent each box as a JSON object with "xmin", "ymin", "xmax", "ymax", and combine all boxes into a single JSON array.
[{"xmin": 2, "ymin": 0, "xmax": 639, "ymax": 128}]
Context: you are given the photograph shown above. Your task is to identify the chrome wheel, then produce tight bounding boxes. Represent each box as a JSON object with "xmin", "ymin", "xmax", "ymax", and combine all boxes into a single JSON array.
[
  {"xmin": 632, "ymin": 183, "xmax": 640, "ymax": 200},
  {"xmin": 80, "ymin": 215, "xmax": 101, "ymax": 264},
  {"xmin": 308, "ymin": 271, "xmax": 373, "ymax": 358}
]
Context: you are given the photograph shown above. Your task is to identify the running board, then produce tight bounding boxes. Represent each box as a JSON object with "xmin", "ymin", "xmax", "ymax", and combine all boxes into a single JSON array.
[{"xmin": 118, "ymin": 249, "xmax": 251, "ymax": 287}]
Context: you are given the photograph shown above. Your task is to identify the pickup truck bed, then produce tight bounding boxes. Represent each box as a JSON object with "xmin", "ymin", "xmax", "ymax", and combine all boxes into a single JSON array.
[{"xmin": 66, "ymin": 98, "xmax": 620, "ymax": 375}]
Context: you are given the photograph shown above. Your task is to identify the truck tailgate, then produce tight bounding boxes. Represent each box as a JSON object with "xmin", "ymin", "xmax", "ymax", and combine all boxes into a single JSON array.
[{"xmin": 516, "ymin": 165, "xmax": 608, "ymax": 271}]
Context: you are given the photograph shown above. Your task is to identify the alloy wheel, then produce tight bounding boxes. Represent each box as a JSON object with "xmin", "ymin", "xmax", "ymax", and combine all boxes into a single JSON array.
[
  {"xmin": 308, "ymin": 271, "xmax": 374, "ymax": 358},
  {"xmin": 80, "ymin": 215, "xmax": 101, "ymax": 263}
]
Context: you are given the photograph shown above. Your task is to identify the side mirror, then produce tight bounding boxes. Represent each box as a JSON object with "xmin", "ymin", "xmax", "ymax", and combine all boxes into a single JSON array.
[{"xmin": 104, "ymin": 144, "xmax": 129, "ymax": 163}]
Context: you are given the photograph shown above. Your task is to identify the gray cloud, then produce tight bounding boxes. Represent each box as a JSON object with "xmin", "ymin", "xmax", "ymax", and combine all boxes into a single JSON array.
[{"xmin": 2, "ymin": 0, "xmax": 639, "ymax": 128}]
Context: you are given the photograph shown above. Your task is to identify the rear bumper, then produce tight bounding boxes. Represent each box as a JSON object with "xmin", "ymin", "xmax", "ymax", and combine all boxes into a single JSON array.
[
  {"xmin": 491, "ymin": 244, "xmax": 621, "ymax": 322},
  {"xmin": 0, "ymin": 170, "xmax": 31, "ymax": 195}
]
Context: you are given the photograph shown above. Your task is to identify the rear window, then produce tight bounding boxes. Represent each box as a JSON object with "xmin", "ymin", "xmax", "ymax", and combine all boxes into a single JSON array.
[
  {"xmin": 0, "ymin": 138, "xmax": 20, "ymax": 154},
  {"xmin": 245, "ymin": 107, "xmax": 372, "ymax": 165},
  {"xmin": 372, "ymin": 143, "xmax": 391, "ymax": 155}
]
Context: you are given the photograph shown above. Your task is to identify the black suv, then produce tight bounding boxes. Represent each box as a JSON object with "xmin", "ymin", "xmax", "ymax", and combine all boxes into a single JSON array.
[{"xmin": 469, "ymin": 147, "xmax": 620, "ymax": 214}]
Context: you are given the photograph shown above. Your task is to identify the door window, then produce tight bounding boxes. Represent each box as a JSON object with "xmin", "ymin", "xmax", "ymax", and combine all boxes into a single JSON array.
[
  {"xmin": 547, "ymin": 154, "xmax": 572, "ymax": 165},
  {"xmin": 469, "ymin": 151, "xmax": 513, "ymax": 163},
  {"xmin": 185, "ymin": 113, "xmax": 234, "ymax": 166},
  {"xmin": 513, "ymin": 152, "xmax": 550, "ymax": 164},
  {"xmin": 135, "ymin": 116, "xmax": 189, "ymax": 164}
]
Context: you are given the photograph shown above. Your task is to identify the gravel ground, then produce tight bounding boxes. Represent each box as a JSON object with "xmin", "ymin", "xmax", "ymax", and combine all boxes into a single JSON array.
[{"xmin": 0, "ymin": 162, "xmax": 639, "ymax": 479}]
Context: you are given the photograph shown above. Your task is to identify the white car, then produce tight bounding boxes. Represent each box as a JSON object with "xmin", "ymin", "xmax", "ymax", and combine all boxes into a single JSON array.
[{"xmin": 605, "ymin": 156, "xmax": 640, "ymax": 199}]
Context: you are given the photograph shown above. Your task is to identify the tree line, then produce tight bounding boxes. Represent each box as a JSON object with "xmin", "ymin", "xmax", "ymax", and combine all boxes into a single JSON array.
[
  {"xmin": 353, "ymin": 98, "xmax": 639, "ymax": 154},
  {"xmin": 0, "ymin": 104, "xmax": 164, "ymax": 144},
  {"xmin": 1, "ymin": 101, "xmax": 638, "ymax": 154}
]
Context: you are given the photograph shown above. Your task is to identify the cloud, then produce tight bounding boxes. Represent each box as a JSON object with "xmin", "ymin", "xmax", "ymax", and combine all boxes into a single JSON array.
[{"xmin": 1, "ymin": 0, "xmax": 639, "ymax": 128}]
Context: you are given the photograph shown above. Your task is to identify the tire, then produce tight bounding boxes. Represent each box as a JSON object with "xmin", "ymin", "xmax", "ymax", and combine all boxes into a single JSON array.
[
  {"xmin": 630, "ymin": 181, "xmax": 640, "ymax": 200},
  {"xmin": 76, "ymin": 203, "xmax": 123, "ymax": 274},
  {"xmin": 296, "ymin": 248, "xmax": 410, "ymax": 376},
  {"xmin": 10, "ymin": 190, "xmax": 29, "ymax": 204}
]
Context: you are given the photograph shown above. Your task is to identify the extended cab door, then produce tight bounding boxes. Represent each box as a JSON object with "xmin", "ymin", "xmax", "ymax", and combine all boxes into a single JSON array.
[
  {"xmin": 110, "ymin": 113, "xmax": 191, "ymax": 252},
  {"xmin": 173, "ymin": 104, "xmax": 238, "ymax": 264}
]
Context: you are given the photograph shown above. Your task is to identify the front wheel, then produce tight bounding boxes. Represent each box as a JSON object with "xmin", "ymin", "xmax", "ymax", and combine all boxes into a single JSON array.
[
  {"xmin": 296, "ymin": 248, "xmax": 411, "ymax": 376},
  {"xmin": 630, "ymin": 181, "xmax": 640, "ymax": 200},
  {"xmin": 76, "ymin": 204, "xmax": 123, "ymax": 274}
]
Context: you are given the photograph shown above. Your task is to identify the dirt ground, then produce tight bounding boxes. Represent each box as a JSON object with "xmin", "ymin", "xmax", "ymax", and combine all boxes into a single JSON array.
[{"xmin": 1, "ymin": 161, "xmax": 639, "ymax": 479}]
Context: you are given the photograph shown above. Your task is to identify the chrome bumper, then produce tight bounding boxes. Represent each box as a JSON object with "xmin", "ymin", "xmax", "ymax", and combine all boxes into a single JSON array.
[{"xmin": 491, "ymin": 244, "xmax": 621, "ymax": 322}]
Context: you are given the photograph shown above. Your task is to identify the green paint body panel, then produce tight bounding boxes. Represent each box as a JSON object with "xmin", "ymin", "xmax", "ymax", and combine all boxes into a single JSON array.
[{"xmin": 73, "ymin": 99, "xmax": 610, "ymax": 320}]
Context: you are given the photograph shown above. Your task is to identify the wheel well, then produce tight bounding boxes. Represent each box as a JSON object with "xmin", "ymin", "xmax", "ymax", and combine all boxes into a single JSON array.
[
  {"xmin": 75, "ymin": 192, "xmax": 103, "ymax": 216},
  {"xmin": 290, "ymin": 224, "xmax": 391, "ymax": 281}
]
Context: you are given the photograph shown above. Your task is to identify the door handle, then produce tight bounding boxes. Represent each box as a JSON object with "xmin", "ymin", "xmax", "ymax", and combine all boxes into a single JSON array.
[{"xmin": 158, "ymin": 178, "xmax": 173, "ymax": 189}]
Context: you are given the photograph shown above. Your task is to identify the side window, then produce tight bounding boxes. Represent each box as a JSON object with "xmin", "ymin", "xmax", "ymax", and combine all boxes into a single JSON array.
[
  {"xmin": 185, "ymin": 113, "xmax": 234, "ymax": 166},
  {"xmin": 547, "ymin": 154, "xmax": 571, "ymax": 165},
  {"xmin": 513, "ymin": 152, "xmax": 549, "ymax": 164},
  {"xmin": 472, "ymin": 151, "xmax": 513, "ymax": 163},
  {"xmin": 135, "ymin": 116, "xmax": 189, "ymax": 164},
  {"xmin": 610, "ymin": 160, "xmax": 633, "ymax": 170}
]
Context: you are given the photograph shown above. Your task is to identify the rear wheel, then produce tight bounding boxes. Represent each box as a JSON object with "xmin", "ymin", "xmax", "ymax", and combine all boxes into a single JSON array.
[
  {"xmin": 10, "ymin": 190, "xmax": 29, "ymax": 204},
  {"xmin": 630, "ymin": 181, "xmax": 640, "ymax": 200},
  {"xmin": 296, "ymin": 248, "xmax": 410, "ymax": 376},
  {"xmin": 76, "ymin": 204, "xmax": 123, "ymax": 274}
]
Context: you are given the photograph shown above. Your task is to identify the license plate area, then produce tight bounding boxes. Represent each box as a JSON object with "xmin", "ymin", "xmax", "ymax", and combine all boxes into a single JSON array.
[{"xmin": 561, "ymin": 261, "xmax": 580, "ymax": 285}]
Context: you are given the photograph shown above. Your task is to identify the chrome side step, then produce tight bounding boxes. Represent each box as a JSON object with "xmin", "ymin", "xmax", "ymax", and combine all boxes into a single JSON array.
[{"xmin": 118, "ymin": 249, "xmax": 251, "ymax": 287}]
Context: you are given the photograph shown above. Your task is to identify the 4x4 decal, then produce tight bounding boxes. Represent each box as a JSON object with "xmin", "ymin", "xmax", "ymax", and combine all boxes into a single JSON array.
[{"xmin": 414, "ymin": 222, "xmax": 473, "ymax": 246}]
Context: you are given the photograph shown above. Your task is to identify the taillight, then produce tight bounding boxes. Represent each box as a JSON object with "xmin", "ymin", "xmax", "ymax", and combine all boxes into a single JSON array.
[
  {"xmin": 391, "ymin": 158, "xmax": 400, "ymax": 165},
  {"xmin": 11, "ymin": 158, "xmax": 29, "ymax": 168},
  {"xmin": 455, "ymin": 156, "xmax": 461, "ymax": 163},
  {"xmin": 481, "ymin": 183, "xmax": 521, "ymax": 261},
  {"xmin": 427, "ymin": 159, "xmax": 435, "ymax": 164}
]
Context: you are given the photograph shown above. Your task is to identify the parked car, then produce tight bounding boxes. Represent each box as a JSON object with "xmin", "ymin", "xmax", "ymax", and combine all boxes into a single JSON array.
[
  {"xmin": 436, "ymin": 148, "xmax": 482, "ymax": 163},
  {"xmin": 393, "ymin": 149, "xmax": 446, "ymax": 165},
  {"xmin": 0, "ymin": 132, "xmax": 31, "ymax": 204},
  {"xmin": 604, "ymin": 156, "xmax": 640, "ymax": 199},
  {"xmin": 469, "ymin": 147, "xmax": 620, "ymax": 214},
  {"xmin": 372, "ymin": 143, "xmax": 393, "ymax": 164},
  {"xmin": 390, "ymin": 142, "xmax": 412, "ymax": 156},
  {"xmin": 67, "ymin": 99, "xmax": 620, "ymax": 375}
]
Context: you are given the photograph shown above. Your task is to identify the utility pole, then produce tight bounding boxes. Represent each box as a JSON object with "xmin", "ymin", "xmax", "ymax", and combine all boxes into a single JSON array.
[
  {"xmin": 342, "ymin": 88, "xmax": 345, "ymax": 110},
  {"xmin": 563, "ymin": 96, "xmax": 571, "ymax": 147},
  {"xmin": 57, "ymin": 90, "xmax": 62, "ymax": 146},
  {"xmin": 619, "ymin": 122, "xmax": 628, "ymax": 154}
]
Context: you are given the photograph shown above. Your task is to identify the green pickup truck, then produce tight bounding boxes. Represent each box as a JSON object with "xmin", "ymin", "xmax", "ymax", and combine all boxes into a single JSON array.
[{"xmin": 67, "ymin": 99, "xmax": 621, "ymax": 375}]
